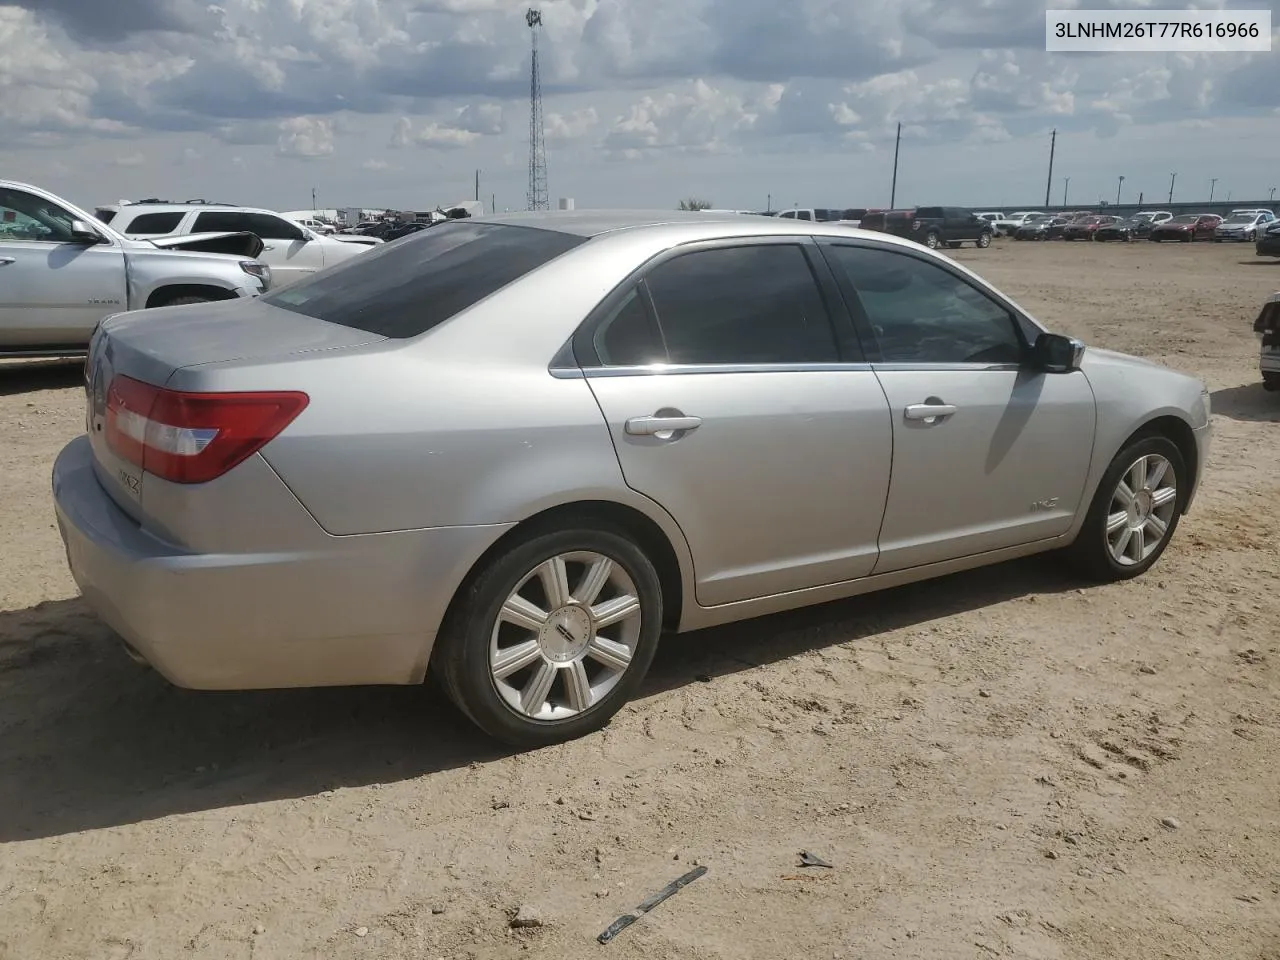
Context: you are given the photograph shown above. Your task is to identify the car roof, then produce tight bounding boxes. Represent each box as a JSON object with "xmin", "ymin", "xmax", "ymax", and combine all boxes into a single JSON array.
[
  {"xmin": 478, "ymin": 209, "xmax": 904, "ymax": 241},
  {"xmin": 109, "ymin": 202, "xmax": 282, "ymax": 217}
]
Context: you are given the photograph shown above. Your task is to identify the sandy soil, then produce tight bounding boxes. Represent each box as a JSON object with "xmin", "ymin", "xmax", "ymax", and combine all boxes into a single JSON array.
[{"xmin": 1, "ymin": 240, "xmax": 1278, "ymax": 960}]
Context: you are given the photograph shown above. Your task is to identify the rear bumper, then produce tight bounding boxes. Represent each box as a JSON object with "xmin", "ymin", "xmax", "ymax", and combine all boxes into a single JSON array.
[{"xmin": 52, "ymin": 436, "xmax": 511, "ymax": 689}]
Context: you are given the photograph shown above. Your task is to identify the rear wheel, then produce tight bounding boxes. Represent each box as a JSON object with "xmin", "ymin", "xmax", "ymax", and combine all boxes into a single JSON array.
[
  {"xmin": 977, "ymin": 232, "xmax": 991, "ymax": 249},
  {"xmin": 1066, "ymin": 436, "xmax": 1185, "ymax": 582},
  {"xmin": 924, "ymin": 231, "xmax": 941, "ymax": 250},
  {"xmin": 432, "ymin": 527, "xmax": 663, "ymax": 747}
]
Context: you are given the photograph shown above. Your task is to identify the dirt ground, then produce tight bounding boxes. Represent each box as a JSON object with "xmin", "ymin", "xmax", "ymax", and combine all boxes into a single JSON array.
[{"xmin": 1, "ymin": 240, "xmax": 1278, "ymax": 960}]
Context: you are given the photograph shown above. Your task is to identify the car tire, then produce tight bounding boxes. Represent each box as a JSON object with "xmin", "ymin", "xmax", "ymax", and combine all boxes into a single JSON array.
[
  {"xmin": 977, "ymin": 232, "xmax": 991, "ymax": 249},
  {"xmin": 1065, "ymin": 435, "xmax": 1186, "ymax": 583},
  {"xmin": 924, "ymin": 232, "xmax": 941, "ymax": 250},
  {"xmin": 432, "ymin": 526, "xmax": 664, "ymax": 748},
  {"xmin": 156, "ymin": 295, "xmax": 212, "ymax": 308}
]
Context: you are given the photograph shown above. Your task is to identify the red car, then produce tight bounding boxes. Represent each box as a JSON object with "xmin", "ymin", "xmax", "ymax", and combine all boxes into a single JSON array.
[
  {"xmin": 1149, "ymin": 214, "xmax": 1222, "ymax": 242},
  {"xmin": 1061, "ymin": 215, "xmax": 1118, "ymax": 240}
]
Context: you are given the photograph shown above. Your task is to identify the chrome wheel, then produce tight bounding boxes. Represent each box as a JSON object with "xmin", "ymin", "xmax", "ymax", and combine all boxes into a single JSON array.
[
  {"xmin": 490, "ymin": 551, "xmax": 642, "ymax": 721},
  {"xmin": 1106, "ymin": 454, "xmax": 1177, "ymax": 566}
]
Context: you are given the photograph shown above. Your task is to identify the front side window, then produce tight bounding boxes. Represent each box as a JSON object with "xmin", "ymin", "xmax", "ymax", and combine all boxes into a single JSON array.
[
  {"xmin": 194, "ymin": 212, "xmax": 306, "ymax": 240},
  {"xmin": 827, "ymin": 245, "xmax": 1024, "ymax": 365},
  {"xmin": 640, "ymin": 245, "xmax": 838, "ymax": 365},
  {"xmin": 0, "ymin": 187, "xmax": 77, "ymax": 243}
]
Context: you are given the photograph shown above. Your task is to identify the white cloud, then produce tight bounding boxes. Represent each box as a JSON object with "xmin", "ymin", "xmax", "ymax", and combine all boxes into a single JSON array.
[
  {"xmin": 603, "ymin": 79, "xmax": 756, "ymax": 158},
  {"xmin": 362, "ymin": 158, "xmax": 392, "ymax": 170},
  {"xmin": 111, "ymin": 152, "xmax": 145, "ymax": 167},
  {"xmin": 276, "ymin": 116, "xmax": 336, "ymax": 159},
  {"xmin": 545, "ymin": 107, "xmax": 599, "ymax": 142}
]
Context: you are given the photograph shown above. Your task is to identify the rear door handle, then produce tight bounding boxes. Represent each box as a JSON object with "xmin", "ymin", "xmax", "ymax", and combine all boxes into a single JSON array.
[
  {"xmin": 904, "ymin": 403, "xmax": 957, "ymax": 422},
  {"xmin": 625, "ymin": 415, "xmax": 702, "ymax": 437}
]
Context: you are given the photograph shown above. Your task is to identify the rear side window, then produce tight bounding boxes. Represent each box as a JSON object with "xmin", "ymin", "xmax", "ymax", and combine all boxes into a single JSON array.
[
  {"xmin": 264, "ymin": 221, "xmax": 586, "ymax": 338},
  {"xmin": 916, "ymin": 207, "xmax": 944, "ymax": 219},
  {"xmin": 95, "ymin": 208, "xmax": 117, "ymax": 224},
  {"xmin": 641, "ymin": 244, "xmax": 838, "ymax": 365},
  {"xmin": 125, "ymin": 212, "xmax": 184, "ymax": 235}
]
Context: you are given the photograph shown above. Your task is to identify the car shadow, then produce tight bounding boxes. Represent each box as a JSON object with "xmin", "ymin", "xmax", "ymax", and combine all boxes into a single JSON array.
[
  {"xmin": 1211, "ymin": 383, "xmax": 1279, "ymax": 423},
  {"xmin": 0, "ymin": 359, "xmax": 84, "ymax": 397},
  {"xmin": 1237, "ymin": 259, "xmax": 1280, "ymax": 266},
  {"xmin": 0, "ymin": 556, "xmax": 1082, "ymax": 841}
]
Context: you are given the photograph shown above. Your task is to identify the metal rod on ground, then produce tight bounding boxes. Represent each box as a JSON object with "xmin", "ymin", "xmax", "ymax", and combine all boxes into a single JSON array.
[
  {"xmin": 1044, "ymin": 128, "xmax": 1056, "ymax": 208},
  {"xmin": 890, "ymin": 122, "xmax": 901, "ymax": 208}
]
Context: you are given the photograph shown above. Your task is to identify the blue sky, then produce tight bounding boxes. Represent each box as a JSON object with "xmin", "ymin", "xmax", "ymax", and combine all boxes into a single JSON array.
[{"xmin": 2, "ymin": 0, "xmax": 1277, "ymax": 213}]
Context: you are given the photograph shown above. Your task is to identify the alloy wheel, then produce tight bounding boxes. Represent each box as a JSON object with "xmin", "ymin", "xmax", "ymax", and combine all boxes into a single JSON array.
[
  {"xmin": 489, "ymin": 551, "xmax": 643, "ymax": 721},
  {"xmin": 1106, "ymin": 454, "xmax": 1178, "ymax": 567}
]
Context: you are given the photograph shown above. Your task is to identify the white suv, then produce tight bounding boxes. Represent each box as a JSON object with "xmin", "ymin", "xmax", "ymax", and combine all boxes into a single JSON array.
[{"xmin": 95, "ymin": 202, "xmax": 381, "ymax": 287}]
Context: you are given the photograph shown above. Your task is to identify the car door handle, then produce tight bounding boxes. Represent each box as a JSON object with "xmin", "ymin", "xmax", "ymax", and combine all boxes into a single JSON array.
[
  {"xmin": 0, "ymin": 257, "xmax": 14, "ymax": 266},
  {"xmin": 262, "ymin": 245, "xmax": 276, "ymax": 251},
  {"xmin": 625, "ymin": 415, "xmax": 702, "ymax": 437},
  {"xmin": 904, "ymin": 403, "xmax": 957, "ymax": 422}
]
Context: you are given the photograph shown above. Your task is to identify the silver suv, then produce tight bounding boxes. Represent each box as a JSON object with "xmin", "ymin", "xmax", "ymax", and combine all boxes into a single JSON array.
[{"xmin": 1, "ymin": 181, "xmax": 269, "ymax": 358}]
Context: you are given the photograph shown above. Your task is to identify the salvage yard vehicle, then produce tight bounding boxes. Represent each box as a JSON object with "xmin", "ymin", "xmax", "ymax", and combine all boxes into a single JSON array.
[
  {"xmin": 1257, "ymin": 221, "xmax": 1280, "ymax": 258},
  {"xmin": 0, "ymin": 180, "xmax": 270, "ymax": 359},
  {"xmin": 1214, "ymin": 210, "xmax": 1276, "ymax": 243},
  {"xmin": 1150, "ymin": 213, "xmax": 1223, "ymax": 242},
  {"xmin": 884, "ymin": 206, "xmax": 994, "ymax": 249},
  {"xmin": 1094, "ymin": 217, "xmax": 1156, "ymax": 242},
  {"xmin": 1255, "ymin": 291, "xmax": 1280, "ymax": 391},
  {"xmin": 97, "ymin": 201, "xmax": 379, "ymax": 287},
  {"xmin": 53, "ymin": 212, "xmax": 1211, "ymax": 747}
]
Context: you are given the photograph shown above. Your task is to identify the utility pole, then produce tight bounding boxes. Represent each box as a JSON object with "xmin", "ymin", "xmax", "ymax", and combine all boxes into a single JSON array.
[
  {"xmin": 1168, "ymin": 172, "xmax": 1176, "ymax": 204},
  {"xmin": 1138, "ymin": 191, "xmax": 1144, "ymax": 209},
  {"xmin": 766, "ymin": 193, "xmax": 771, "ymax": 213},
  {"xmin": 1063, "ymin": 177, "xmax": 1070, "ymax": 207},
  {"xmin": 311, "ymin": 186, "xmax": 317, "ymax": 211},
  {"xmin": 1044, "ymin": 128, "xmax": 1056, "ymax": 208},
  {"xmin": 890, "ymin": 122, "xmax": 902, "ymax": 208},
  {"xmin": 475, "ymin": 169, "xmax": 480, "ymax": 202},
  {"xmin": 1209, "ymin": 178, "xmax": 1218, "ymax": 204},
  {"xmin": 1116, "ymin": 175, "xmax": 1125, "ymax": 206},
  {"xmin": 1270, "ymin": 186, "xmax": 1277, "ymax": 203},
  {"xmin": 491, "ymin": 193, "xmax": 496, "ymax": 216}
]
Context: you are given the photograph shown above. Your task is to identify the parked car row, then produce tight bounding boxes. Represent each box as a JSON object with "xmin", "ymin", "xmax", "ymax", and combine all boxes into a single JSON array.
[{"xmin": 1007, "ymin": 208, "xmax": 1276, "ymax": 244}]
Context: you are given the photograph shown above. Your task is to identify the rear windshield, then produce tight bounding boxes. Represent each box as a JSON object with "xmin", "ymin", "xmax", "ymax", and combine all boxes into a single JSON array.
[{"xmin": 263, "ymin": 221, "xmax": 586, "ymax": 338}]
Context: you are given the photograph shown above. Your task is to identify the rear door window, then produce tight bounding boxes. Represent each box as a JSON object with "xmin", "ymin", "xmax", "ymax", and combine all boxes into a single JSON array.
[
  {"xmin": 264, "ymin": 221, "xmax": 586, "ymax": 338},
  {"xmin": 640, "ymin": 244, "xmax": 838, "ymax": 365},
  {"xmin": 194, "ymin": 211, "xmax": 306, "ymax": 240},
  {"xmin": 125, "ymin": 212, "xmax": 185, "ymax": 235}
]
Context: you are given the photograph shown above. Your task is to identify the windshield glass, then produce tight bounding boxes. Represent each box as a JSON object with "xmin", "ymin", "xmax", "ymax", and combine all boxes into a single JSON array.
[
  {"xmin": 1225, "ymin": 213, "xmax": 1254, "ymax": 223},
  {"xmin": 1170, "ymin": 215, "xmax": 1198, "ymax": 224}
]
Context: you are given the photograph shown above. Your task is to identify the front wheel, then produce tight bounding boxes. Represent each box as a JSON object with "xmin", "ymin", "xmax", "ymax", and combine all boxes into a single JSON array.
[
  {"xmin": 977, "ymin": 232, "xmax": 991, "ymax": 248},
  {"xmin": 1066, "ymin": 436, "xmax": 1185, "ymax": 582},
  {"xmin": 924, "ymin": 232, "xmax": 941, "ymax": 250},
  {"xmin": 432, "ymin": 527, "xmax": 663, "ymax": 747}
]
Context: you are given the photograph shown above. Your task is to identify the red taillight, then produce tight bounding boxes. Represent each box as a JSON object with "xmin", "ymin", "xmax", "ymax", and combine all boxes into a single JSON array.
[{"xmin": 105, "ymin": 375, "xmax": 308, "ymax": 484}]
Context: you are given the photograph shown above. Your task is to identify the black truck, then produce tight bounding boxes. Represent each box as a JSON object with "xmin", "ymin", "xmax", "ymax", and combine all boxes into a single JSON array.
[{"xmin": 883, "ymin": 206, "xmax": 994, "ymax": 250}]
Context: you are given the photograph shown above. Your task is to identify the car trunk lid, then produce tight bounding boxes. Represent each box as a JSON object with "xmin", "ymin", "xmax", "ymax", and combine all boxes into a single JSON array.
[{"xmin": 84, "ymin": 299, "xmax": 383, "ymax": 521}]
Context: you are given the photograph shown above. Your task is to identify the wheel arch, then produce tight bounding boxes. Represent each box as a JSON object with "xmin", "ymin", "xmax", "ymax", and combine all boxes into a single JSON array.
[
  {"xmin": 437, "ymin": 498, "xmax": 692, "ymax": 650},
  {"xmin": 145, "ymin": 284, "xmax": 239, "ymax": 309}
]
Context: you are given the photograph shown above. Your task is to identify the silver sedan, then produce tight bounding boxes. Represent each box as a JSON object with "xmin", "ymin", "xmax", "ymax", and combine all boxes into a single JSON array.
[{"xmin": 53, "ymin": 212, "xmax": 1211, "ymax": 746}]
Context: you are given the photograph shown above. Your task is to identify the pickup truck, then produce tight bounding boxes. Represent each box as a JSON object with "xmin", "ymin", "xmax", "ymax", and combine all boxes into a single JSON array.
[{"xmin": 1, "ymin": 180, "xmax": 269, "ymax": 358}]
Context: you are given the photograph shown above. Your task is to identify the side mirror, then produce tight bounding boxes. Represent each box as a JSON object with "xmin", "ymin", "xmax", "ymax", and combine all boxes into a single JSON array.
[
  {"xmin": 68, "ymin": 220, "xmax": 104, "ymax": 244},
  {"xmin": 1033, "ymin": 332, "xmax": 1085, "ymax": 373}
]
